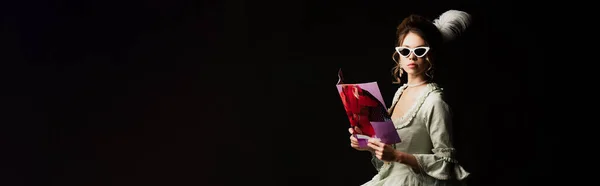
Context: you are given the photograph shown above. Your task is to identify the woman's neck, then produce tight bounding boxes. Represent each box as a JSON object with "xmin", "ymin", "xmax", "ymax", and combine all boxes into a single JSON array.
[{"xmin": 406, "ymin": 74, "xmax": 428, "ymax": 86}]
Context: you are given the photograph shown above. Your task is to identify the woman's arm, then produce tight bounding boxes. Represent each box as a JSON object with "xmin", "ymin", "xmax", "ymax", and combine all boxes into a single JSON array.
[
  {"xmin": 367, "ymin": 140, "xmax": 420, "ymax": 171},
  {"xmin": 395, "ymin": 151, "xmax": 420, "ymax": 171},
  {"xmin": 408, "ymin": 93, "xmax": 469, "ymax": 180}
]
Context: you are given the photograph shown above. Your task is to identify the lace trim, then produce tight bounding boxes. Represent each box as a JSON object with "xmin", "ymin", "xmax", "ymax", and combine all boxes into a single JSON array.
[
  {"xmin": 387, "ymin": 84, "xmax": 407, "ymax": 114},
  {"xmin": 433, "ymin": 148, "xmax": 458, "ymax": 163},
  {"xmin": 388, "ymin": 83, "xmax": 441, "ymax": 130}
]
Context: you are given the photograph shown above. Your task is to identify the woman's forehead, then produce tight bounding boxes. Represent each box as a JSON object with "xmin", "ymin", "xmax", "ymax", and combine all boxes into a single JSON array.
[{"xmin": 401, "ymin": 32, "xmax": 426, "ymax": 47}]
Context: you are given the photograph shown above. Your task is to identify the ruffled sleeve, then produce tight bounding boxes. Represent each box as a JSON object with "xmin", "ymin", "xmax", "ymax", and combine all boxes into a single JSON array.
[{"xmin": 412, "ymin": 92, "xmax": 470, "ymax": 181}]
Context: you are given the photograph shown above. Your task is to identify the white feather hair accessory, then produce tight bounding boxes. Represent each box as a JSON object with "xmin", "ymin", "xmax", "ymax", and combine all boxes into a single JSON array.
[{"xmin": 433, "ymin": 10, "xmax": 472, "ymax": 43}]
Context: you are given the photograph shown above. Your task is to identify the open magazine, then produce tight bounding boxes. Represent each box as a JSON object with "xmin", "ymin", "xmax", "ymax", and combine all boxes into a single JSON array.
[{"xmin": 336, "ymin": 69, "xmax": 401, "ymax": 148}]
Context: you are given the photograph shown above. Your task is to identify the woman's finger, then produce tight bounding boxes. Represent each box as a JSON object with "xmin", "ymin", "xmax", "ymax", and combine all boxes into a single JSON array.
[
  {"xmin": 370, "ymin": 140, "xmax": 385, "ymax": 149},
  {"xmin": 348, "ymin": 128, "xmax": 354, "ymax": 134},
  {"xmin": 371, "ymin": 143, "xmax": 384, "ymax": 152},
  {"xmin": 367, "ymin": 140, "xmax": 377, "ymax": 146},
  {"xmin": 367, "ymin": 143, "xmax": 380, "ymax": 150},
  {"xmin": 367, "ymin": 142, "xmax": 376, "ymax": 148},
  {"xmin": 368, "ymin": 137, "xmax": 381, "ymax": 143},
  {"xmin": 368, "ymin": 139, "xmax": 381, "ymax": 147}
]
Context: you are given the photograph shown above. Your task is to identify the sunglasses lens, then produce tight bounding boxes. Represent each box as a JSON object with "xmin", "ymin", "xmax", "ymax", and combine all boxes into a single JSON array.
[
  {"xmin": 414, "ymin": 48, "xmax": 427, "ymax": 56},
  {"xmin": 399, "ymin": 48, "xmax": 410, "ymax": 56}
]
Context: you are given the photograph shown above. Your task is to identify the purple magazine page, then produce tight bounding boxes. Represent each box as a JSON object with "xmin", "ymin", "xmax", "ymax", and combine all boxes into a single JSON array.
[{"xmin": 336, "ymin": 69, "xmax": 401, "ymax": 147}]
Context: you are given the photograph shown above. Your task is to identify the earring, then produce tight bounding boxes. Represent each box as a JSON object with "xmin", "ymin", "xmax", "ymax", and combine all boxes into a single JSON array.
[{"xmin": 399, "ymin": 67, "xmax": 404, "ymax": 78}]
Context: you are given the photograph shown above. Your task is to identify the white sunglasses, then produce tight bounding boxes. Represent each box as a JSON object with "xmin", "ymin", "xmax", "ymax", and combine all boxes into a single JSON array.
[{"xmin": 395, "ymin": 47, "xmax": 430, "ymax": 58}]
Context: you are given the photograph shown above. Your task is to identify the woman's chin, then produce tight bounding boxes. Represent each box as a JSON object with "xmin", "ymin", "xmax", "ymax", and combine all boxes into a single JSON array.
[{"xmin": 403, "ymin": 70, "xmax": 424, "ymax": 76}]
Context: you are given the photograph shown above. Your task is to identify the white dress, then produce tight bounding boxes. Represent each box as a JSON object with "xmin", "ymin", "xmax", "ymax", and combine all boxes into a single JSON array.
[{"xmin": 361, "ymin": 83, "xmax": 470, "ymax": 186}]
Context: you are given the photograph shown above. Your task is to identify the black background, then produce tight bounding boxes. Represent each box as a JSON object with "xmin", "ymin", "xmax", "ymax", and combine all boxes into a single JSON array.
[{"xmin": 1, "ymin": 0, "xmax": 549, "ymax": 185}]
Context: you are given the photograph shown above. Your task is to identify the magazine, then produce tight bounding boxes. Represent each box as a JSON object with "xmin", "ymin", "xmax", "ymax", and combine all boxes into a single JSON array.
[{"xmin": 336, "ymin": 69, "xmax": 401, "ymax": 148}]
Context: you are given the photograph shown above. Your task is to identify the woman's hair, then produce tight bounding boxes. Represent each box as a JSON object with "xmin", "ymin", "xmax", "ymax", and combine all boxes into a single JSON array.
[{"xmin": 391, "ymin": 10, "xmax": 471, "ymax": 84}]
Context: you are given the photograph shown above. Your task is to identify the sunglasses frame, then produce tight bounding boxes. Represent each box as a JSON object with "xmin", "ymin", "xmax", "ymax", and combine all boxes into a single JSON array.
[{"xmin": 395, "ymin": 46, "xmax": 430, "ymax": 58}]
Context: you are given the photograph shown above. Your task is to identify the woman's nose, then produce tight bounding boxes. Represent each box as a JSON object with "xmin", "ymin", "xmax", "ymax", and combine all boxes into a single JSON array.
[{"xmin": 408, "ymin": 52, "xmax": 418, "ymax": 60}]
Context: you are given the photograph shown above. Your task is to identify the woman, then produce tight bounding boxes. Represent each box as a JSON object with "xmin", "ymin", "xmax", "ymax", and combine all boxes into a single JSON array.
[{"xmin": 349, "ymin": 10, "xmax": 472, "ymax": 185}]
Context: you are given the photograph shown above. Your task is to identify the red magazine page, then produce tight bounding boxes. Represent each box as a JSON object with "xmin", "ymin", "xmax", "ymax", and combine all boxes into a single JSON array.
[{"xmin": 336, "ymin": 69, "xmax": 401, "ymax": 147}]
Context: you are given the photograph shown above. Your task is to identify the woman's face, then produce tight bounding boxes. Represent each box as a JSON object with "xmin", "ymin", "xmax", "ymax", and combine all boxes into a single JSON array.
[{"xmin": 398, "ymin": 32, "xmax": 430, "ymax": 76}]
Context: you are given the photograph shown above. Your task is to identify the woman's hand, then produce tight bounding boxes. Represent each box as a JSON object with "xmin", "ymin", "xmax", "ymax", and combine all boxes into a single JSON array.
[
  {"xmin": 349, "ymin": 127, "xmax": 372, "ymax": 151},
  {"xmin": 367, "ymin": 138, "xmax": 401, "ymax": 162}
]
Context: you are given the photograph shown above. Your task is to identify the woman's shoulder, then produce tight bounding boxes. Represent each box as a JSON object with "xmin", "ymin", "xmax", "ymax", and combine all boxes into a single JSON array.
[{"xmin": 422, "ymin": 83, "xmax": 448, "ymax": 106}]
